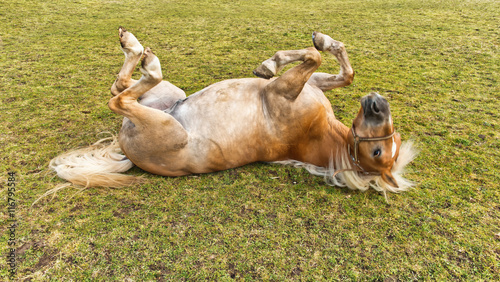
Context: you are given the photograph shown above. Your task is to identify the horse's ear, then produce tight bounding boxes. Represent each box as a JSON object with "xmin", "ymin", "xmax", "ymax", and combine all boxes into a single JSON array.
[{"xmin": 381, "ymin": 170, "xmax": 399, "ymax": 188}]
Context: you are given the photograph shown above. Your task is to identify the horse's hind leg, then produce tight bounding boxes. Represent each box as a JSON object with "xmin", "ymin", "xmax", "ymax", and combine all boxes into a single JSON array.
[
  {"xmin": 307, "ymin": 32, "xmax": 354, "ymax": 91},
  {"xmin": 109, "ymin": 48, "xmax": 178, "ymax": 126},
  {"xmin": 110, "ymin": 27, "xmax": 143, "ymax": 96},
  {"xmin": 109, "ymin": 48, "xmax": 187, "ymax": 145},
  {"xmin": 110, "ymin": 27, "xmax": 186, "ymax": 110},
  {"xmin": 109, "ymin": 48, "xmax": 188, "ymax": 174}
]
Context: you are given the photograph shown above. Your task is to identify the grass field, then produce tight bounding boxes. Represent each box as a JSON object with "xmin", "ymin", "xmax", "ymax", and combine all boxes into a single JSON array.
[{"xmin": 1, "ymin": 0, "xmax": 499, "ymax": 280}]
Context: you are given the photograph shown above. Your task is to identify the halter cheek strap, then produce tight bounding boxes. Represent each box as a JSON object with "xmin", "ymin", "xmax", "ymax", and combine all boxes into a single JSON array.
[{"xmin": 345, "ymin": 124, "xmax": 396, "ymax": 176}]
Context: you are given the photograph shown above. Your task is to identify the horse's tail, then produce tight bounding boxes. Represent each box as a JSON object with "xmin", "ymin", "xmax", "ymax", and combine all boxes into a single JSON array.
[{"xmin": 49, "ymin": 135, "xmax": 140, "ymax": 188}]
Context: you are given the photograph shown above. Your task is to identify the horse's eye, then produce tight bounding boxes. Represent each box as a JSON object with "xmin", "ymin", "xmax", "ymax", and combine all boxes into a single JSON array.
[{"xmin": 373, "ymin": 149, "xmax": 381, "ymax": 157}]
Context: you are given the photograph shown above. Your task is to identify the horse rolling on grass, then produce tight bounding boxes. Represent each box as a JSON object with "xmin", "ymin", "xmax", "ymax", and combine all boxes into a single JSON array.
[{"xmin": 50, "ymin": 27, "xmax": 417, "ymax": 197}]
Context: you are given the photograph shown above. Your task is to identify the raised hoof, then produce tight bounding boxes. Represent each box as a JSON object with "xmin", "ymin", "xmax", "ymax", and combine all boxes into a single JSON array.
[
  {"xmin": 313, "ymin": 31, "xmax": 343, "ymax": 53},
  {"xmin": 141, "ymin": 47, "xmax": 155, "ymax": 68},
  {"xmin": 253, "ymin": 64, "xmax": 275, "ymax": 79},
  {"xmin": 312, "ymin": 31, "xmax": 327, "ymax": 51},
  {"xmin": 140, "ymin": 47, "xmax": 162, "ymax": 82},
  {"xmin": 119, "ymin": 27, "xmax": 144, "ymax": 56}
]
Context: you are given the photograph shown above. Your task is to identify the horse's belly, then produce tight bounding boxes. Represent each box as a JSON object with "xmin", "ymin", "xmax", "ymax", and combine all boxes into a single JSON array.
[
  {"xmin": 168, "ymin": 78, "xmax": 272, "ymax": 151},
  {"xmin": 120, "ymin": 77, "xmax": 328, "ymax": 175}
]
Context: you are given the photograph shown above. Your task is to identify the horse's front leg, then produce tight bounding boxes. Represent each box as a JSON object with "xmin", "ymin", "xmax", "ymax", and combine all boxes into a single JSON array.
[
  {"xmin": 254, "ymin": 47, "xmax": 322, "ymax": 101},
  {"xmin": 307, "ymin": 32, "xmax": 354, "ymax": 91}
]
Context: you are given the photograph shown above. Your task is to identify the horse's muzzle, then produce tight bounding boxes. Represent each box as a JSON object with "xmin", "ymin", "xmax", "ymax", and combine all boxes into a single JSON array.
[{"xmin": 361, "ymin": 92, "xmax": 390, "ymax": 123}]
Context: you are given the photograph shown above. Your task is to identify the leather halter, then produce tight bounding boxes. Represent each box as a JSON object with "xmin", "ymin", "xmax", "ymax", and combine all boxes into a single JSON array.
[{"xmin": 347, "ymin": 124, "xmax": 396, "ymax": 176}]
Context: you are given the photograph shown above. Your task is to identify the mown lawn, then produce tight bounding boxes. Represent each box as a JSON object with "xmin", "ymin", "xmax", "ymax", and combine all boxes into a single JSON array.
[{"xmin": 1, "ymin": 0, "xmax": 499, "ymax": 280}]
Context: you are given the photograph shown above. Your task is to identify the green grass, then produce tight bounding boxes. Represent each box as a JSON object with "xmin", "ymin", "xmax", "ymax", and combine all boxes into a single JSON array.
[{"xmin": 1, "ymin": 0, "xmax": 499, "ymax": 280}]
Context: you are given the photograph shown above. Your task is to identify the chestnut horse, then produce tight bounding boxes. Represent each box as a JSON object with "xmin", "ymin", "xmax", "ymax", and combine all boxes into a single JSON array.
[{"xmin": 50, "ymin": 28, "xmax": 416, "ymax": 195}]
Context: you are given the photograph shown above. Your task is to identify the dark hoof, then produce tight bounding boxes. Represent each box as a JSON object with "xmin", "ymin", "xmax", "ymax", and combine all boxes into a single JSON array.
[
  {"xmin": 312, "ymin": 31, "xmax": 321, "ymax": 50},
  {"xmin": 253, "ymin": 65, "xmax": 274, "ymax": 79}
]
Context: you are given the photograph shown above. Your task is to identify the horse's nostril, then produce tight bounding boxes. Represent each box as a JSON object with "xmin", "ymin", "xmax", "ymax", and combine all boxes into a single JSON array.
[{"xmin": 372, "ymin": 101, "xmax": 380, "ymax": 113}]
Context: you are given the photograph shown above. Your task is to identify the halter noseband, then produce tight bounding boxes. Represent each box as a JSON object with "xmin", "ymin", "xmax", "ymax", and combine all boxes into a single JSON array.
[{"xmin": 347, "ymin": 124, "xmax": 396, "ymax": 175}]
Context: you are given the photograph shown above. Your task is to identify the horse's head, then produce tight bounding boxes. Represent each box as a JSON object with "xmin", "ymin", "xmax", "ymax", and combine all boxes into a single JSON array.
[{"xmin": 348, "ymin": 93, "xmax": 401, "ymax": 188}]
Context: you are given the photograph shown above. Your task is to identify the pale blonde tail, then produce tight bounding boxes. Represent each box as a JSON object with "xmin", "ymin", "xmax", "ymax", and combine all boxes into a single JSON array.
[{"xmin": 49, "ymin": 135, "xmax": 140, "ymax": 188}]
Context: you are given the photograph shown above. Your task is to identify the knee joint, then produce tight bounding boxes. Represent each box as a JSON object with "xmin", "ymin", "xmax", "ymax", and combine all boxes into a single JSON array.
[
  {"xmin": 344, "ymin": 70, "xmax": 355, "ymax": 85},
  {"xmin": 305, "ymin": 48, "xmax": 322, "ymax": 66},
  {"xmin": 108, "ymin": 96, "xmax": 132, "ymax": 113},
  {"xmin": 108, "ymin": 96, "xmax": 120, "ymax": 113}
]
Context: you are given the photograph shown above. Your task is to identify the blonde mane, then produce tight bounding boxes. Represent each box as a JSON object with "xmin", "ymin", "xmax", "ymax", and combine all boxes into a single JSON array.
[{"xmin": 272, "ymin": 141, "xmax": 418, "ymax": 196}]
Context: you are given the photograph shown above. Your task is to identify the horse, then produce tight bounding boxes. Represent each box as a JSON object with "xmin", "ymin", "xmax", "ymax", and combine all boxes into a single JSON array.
[{"xmin": 50, "ymin": 27, "xmax": 417, "ymax": 195}]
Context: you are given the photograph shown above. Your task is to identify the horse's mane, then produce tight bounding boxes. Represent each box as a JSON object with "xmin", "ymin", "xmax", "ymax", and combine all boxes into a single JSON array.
[{"xmin": 272, "ymin": 141, "xmax": 418, "ymax": 197}]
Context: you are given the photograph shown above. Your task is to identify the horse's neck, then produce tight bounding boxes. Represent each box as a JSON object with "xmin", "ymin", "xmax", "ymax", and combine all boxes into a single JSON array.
[
  {"xmin": 327, "ymin": 115, "xmax": 350, "ymax": 153},
  {"xmin": 301, "ymin": 114, "xmax": 349, "ymax": 168}
]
